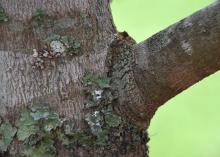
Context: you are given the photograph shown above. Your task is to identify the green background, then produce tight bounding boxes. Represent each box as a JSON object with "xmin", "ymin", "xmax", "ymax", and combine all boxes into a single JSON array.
[{"xmin": 111, "ymin": 0, "xmax": 220, "ymax": 157}]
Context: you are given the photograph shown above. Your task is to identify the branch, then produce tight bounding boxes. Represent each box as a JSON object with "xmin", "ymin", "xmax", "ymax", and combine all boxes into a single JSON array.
[{"xmin": 133, "ymin": 1, "xmax": 220, "ymax": 127}]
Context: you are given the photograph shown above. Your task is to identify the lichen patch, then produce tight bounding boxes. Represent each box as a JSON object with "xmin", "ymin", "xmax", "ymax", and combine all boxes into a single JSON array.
[
  {"xmin": 181, "ymin": 40, "xmax": 193, "ymax": 55},
  {"xmin": 32, "ymin": 49, "xmax": 38, "ymax": 57},
  {"xmin": 0, "ymin": 5, "xmax": 8, "ymax": 22},
  {"xmin": 30, "ymin": 34, "xmax": 81, "ymax": 69},
  {"xmin": 50, "ymin": 40, "xmax": 66, "ymax": 54},
  {"xmin": 93, "ymin": 90, "xmax": 103, "ymax": 100}
]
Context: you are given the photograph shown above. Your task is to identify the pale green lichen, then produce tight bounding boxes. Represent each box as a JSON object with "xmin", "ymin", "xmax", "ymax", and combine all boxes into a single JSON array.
[
  {"xmin": 85, "ymin": 111, "xmax": 109, "ymax": 146},
  {"xmin": 82, "ymin": 73, "xmax": 112, "ymax": 110},
  {"xmin": 83, "ymin": 73, "xmax": 122, "ymax": 142},
  {"xmin": 23, "ymin": 138, "xmax": 56, "ymax": 157},
  {"xmin": 105, "ymin": 114, "xmax": 121, "ymax": 127},
  {"xmin": 95, "ymin": 129, "xmax": 108, "ymax": 146},
  {"xmin": 45, "ymin": 34, "xmax": 81, "ymax": 55},
  {"xmin": 0, "ymin": 122, "xmax": 17, "ymax": 152},
  {"xmin": 85, "ymin": 111, "xmax": 103, "ymax": 136},
  {"xmin": 45, "ymin": 34, "xmax": 61, "ymax": 42},
  {"xmin": 16, "ymin": 110, "xmax": 39, "ymax": 141},
  {"xmin": 0, "ymin": 73, "xmax": 143, "ymax": 156},
  {"xmin": 15, "ymin": 104, "xmax": 64, "ymax": 157},
  {"xmin": 1, "ymin": 104, "xmax": 70, "ymax": 156},
  {"xmin": 33, "ymin": 9, "xmax": 47, "ymax": 26},
  {"xmin": 82, "ymin": 72, "xmax": 110, "ymax": 89},
  {"xmin": 84, "ymin": 109, "xmax": 122, "ymax": 146},
  {"xmin": 0, "ymin": 6, "xmax": 8, "ymax": 22},
  {"xmin": 57, "ymin": 131, "xmax": 71, "ymax": 146}
]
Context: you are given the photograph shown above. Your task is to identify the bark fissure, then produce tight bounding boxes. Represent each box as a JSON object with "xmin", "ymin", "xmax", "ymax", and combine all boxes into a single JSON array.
[{"xmin": 107, "ymin": 34, "xmax": 149, "ymax": 130}]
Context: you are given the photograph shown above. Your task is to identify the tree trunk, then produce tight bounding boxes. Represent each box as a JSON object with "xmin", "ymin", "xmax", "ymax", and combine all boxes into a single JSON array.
[
  {"xmin": 0, "ymin": 0, "xmax": 148, "ymax": 156},
  {"xmin": 0, "ymin": 0, "xmax": 220, "ymax": 157}
]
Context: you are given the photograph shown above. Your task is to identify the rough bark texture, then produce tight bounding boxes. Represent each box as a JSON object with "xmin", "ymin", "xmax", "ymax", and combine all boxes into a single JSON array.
[
  {"xmin": 0, "ymin": 0, "xmax": 220, "ymax": 156},
  {"xmin": 0, "ymin": 0, "xmax": 148, "ymax": 156},
  {"xmin": 0, "ymin": 0, "xmax": 115, "ymax": 120}
]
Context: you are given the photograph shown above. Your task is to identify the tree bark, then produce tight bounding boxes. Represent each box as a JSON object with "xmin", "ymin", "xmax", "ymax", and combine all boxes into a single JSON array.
[
  {"xmin": 0, "ymin": 0, "xmax": 148, "ymax": 156},
  {"xmin": 0, "ymin": 0, "xmax": 115, "ymax": 122},
  {"xmin": 0, "ymin": 0, "xmax": 219, "ymax": 156}
]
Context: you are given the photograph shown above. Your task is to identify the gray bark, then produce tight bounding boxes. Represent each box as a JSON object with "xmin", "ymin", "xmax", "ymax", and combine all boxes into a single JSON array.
[
  {"xmin": 0, "ymin": 0, "xmax": 220, "ymax": 156},
  {"xmin": 0, "ymin": 0, "xmax": 115, "ymax": 123}
]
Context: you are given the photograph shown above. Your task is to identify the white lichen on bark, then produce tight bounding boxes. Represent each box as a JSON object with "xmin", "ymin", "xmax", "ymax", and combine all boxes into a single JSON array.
[{"xmin": 181, "ymin": 40, "xmax": 193, "ymax": 55}]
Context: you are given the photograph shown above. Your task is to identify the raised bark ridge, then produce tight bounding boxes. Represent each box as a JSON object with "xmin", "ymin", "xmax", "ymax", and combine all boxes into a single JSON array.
[{"xmin": 106, "ymin": 32, "xmax": 149, "ymax": 129}]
